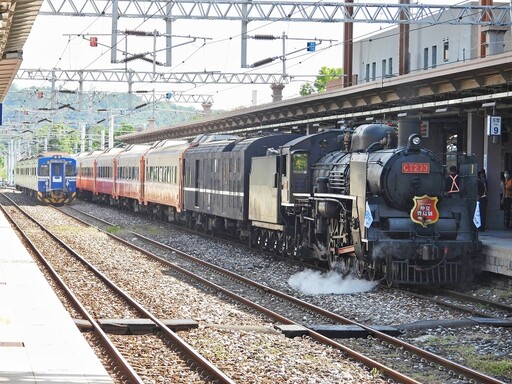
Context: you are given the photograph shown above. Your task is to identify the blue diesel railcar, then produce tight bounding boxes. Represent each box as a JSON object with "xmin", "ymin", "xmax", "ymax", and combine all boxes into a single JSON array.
[{"xmin": 15, "ymin": 152, "xmax": 77, "ymax": 204}]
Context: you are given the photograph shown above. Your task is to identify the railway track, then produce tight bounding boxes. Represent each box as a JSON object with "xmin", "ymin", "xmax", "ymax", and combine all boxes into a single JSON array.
[
  {"xmin": 51, "ymin": 201, "xmax": 507, "ymax": 384},
  {"xmin": 2, "ymin": 191, "xmax": 509, "ymax": 383},
  {"xmin": 0, "ymin": 194, "xmax": 235, "ymax": 383},
  {"xmin": 406, "ymin": 288, "xmax": 512, "ymax": 319}
]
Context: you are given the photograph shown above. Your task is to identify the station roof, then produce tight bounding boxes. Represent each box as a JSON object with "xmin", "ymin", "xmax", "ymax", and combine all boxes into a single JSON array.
[
  {"xmin": 119, "ymin": 49, "xmax": 512, "ymax": 144},
  {"xmin": 0, "ymin": 0, "xmax": 42, "ymax": 102}
]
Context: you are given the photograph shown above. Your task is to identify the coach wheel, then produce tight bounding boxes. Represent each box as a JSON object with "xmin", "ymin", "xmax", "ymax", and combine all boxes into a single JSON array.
[
  {"xmin": 255, "ymin": 232, "xmax": 263, "ymax": 249},
  {"xmin": 262, "ymin": 231, "xmax": 270, "ymax": 250},
  {"xmin": 276, "ymin": 233, "xmax": 285, "ymax": 255},
  {"xmin": 270, "ymin": 232, "xmax": 279, "ymax": 253},
  {"xmin": 284, "ymin": 235, "xmax": 293, "ymax": 258}
]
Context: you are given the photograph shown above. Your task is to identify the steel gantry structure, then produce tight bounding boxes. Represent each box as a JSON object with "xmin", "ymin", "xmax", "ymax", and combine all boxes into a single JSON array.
[
  {"xmin": 40, "ymin": 0, "xmax": 512, "ymax": 24},
  {"xmin": 14, "ymin": 68, "xmax": 289, "ymax": 112},
  {"xmin": 37, "ymin": 0, "xmax": 512, "ymax": 69}
]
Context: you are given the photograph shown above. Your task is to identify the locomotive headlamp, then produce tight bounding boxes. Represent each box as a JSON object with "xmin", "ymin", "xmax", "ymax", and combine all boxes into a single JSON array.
[{"xmin": 412, "ymin": 136, "xmax": 421, "ymax": 145}]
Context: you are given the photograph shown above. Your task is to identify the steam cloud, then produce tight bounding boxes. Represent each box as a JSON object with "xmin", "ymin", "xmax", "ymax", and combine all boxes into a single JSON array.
[{"xmin": 288, "ymin": 269, "xmax": 379, "ymax": 295}]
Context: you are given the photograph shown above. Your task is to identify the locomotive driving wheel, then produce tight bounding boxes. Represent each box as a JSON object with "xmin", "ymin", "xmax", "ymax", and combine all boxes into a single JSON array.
[
  {"xmin": 327, "ymin": 219, "xmax": 341, "ymax": 270},
  {"xmin": 385, "ymin": 256, "xmax": 395, "ymax": 287},
  {"xmin": 327, "ymin": 251, "xmax": 339, "ymax": 270},
  {"xmin": 367, "ymin": 261, "xmax": 380, "ymax": 281},
  {"xmin": 354, "ymin": 259, "xmax": 366, "ymax": 278},
  {"xmin": 339, "ymin": 256, "xmax": 354, "ymax": 277}
]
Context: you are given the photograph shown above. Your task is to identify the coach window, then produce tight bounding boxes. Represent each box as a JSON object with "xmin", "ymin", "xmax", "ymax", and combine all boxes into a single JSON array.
[
  {"xmin": 292, "ymin": 153, "xmax": 308, "ymax": 174},
  {"xmin": 223, "ymin": 159, "xmax": 228, "ymax": 184}
]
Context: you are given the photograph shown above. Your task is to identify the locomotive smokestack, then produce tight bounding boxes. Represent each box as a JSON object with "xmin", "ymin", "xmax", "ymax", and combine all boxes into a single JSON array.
[{"xmin": 398, "ymin": 117, "xmax": 420, "ymax": 148}]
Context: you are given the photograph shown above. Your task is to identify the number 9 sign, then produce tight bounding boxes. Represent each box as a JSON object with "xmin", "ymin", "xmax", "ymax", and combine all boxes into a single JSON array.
[{"xmin": 487, "ymin": 115, "xmax": 501, "ymax": 136}]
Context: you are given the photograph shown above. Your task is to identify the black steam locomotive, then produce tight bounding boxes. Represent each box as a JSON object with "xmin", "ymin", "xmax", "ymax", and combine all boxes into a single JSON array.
[{"xmin": 249, "ymin": 120, "xmax": 481, "ymax": 285}]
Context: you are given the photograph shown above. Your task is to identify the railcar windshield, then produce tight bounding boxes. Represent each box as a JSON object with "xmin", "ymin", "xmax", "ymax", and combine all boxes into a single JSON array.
[
  {"xmin": 66, "ymin": 164, "xmax": 75, "ymax": 176},
  {"xmin": 40, "ymin": 164, "xmax": 49, "ymax": 176},
  {"xmin": 52, "ymin": 164, "xmax": 61, "ymax": 176}
]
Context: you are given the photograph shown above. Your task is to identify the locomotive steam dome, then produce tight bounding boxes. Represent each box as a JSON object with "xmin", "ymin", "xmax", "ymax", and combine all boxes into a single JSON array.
[{"xmin": 350, "ymin": 124, "xmax": 398, "ymax": 151}]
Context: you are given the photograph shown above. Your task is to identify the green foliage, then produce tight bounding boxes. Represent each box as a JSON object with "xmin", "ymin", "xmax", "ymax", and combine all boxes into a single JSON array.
[
  {"xmin": 299, "ymin": 83, "xmax": 316, "ymax": 96},
  {"xmin": 300, "ymin": 66, "xmax": 343, "ymax": 96},
  {"xmin": 1, "ymin": 85, "xmax": 204, "ymax": 155}
]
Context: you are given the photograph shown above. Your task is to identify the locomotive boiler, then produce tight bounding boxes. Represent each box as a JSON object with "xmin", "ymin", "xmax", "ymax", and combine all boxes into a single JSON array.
[{"xmin": 291, "ymin": 121, "xmax": 481, "ymax": 285}]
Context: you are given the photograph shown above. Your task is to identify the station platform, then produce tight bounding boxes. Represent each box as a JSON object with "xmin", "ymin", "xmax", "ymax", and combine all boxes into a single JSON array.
[
  {"xmin": 0, "ymin": 210, "xmax": 113, "ymax": 383},
  {"xmin": 479, "ymin": 229, "xmax": 512, "ymax": 279}
]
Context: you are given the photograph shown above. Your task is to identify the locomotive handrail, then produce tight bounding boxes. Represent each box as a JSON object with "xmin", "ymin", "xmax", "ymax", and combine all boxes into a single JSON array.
[{"xmin": 295, "ymin": 192, "xmax": 357, "ymax": 201}]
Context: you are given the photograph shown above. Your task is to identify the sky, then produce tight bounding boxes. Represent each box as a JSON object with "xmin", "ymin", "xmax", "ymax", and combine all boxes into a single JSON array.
[
  {"xmin": 14, "ymin": 0, "xmax": 466, "ymax": 116},
  {"xmin": 17, "ymin": 15, "xmax": 347, "ymax": 112}
]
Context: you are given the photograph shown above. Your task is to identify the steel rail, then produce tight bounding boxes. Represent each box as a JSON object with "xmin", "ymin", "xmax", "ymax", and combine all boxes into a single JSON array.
[
  {"xmin": 438, "ymin": 288, "xmax": 512, "ymax": 313},
  {"xmin": 62, "ymin": 207, "xmax": 420, "ymax": 384},
  {"xmin": 120, "ymin": 229, "xmax": 506, "ymax": 384},
  {"xmin": 0, "ymin": 196, "xmax": 144, "ymax": 384},
  {"xmin": 1, "ymin": 196, "xmax": 235, "ymax": 384}
]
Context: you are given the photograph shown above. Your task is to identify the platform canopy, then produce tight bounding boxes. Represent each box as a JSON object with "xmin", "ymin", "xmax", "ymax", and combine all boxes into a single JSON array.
[{"xmin": 0, "ymin": 0, "xmax": 42, "ymax": 102}]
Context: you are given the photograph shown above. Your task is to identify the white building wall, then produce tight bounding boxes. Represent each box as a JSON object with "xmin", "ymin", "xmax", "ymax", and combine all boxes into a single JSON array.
[{"xmin": 353, "ymin": 1, "xmax": 511, "ymax": 84}]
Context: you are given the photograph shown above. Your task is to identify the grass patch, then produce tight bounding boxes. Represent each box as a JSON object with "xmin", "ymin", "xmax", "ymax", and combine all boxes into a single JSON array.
[
  {"xmin": 106, "ymin": 225, "xmax": 121, "ymax": 234},
  {"xmin": 422, "ymin": 335, "xmax": 511, "ymax": 378},
  {"xmin": 466, "ymin": 355, "xmax": 512, "ymax": 378}
]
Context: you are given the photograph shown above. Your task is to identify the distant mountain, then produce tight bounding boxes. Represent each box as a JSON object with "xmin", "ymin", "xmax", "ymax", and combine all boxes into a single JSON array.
[{"xmin": 3, "ymin": 84, "xmax": 210, "ymax": 131}]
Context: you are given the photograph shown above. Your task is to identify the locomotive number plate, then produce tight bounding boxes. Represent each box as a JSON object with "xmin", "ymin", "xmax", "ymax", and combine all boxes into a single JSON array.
[{"xmin": 402, "ymin": 162, "xmax": 430, "ymax": 174}]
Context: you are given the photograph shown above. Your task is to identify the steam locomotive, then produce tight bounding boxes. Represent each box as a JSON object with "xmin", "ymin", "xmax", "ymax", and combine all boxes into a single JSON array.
[
  {"xmin": 74, "ymin": 121, "xmax": 481, "ymax": 285},
  {"xmin": 286, "ymin": 122, "xmax": 480, "ymax": 285}
]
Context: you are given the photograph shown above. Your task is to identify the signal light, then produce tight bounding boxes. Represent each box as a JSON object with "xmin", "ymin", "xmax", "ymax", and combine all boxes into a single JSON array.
[
  {"xmin": 90, "ymin": 37, "xmax": 98, "ymax": 47},
  {"xmin": 307, "ymin": 42, "xmax": 316, "ymax": 52}
]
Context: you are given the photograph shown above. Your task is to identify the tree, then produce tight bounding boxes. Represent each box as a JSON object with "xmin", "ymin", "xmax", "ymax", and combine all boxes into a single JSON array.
[
  {"xmin": 300, "ymin": 66, "xmax": 343, "ymax": 96},
  {"xmin": 114, "ymin": 123, "xmax": 136, "ymax": 147}
]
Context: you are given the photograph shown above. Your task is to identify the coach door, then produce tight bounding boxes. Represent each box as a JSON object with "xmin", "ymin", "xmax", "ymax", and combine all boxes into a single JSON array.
[
  {"xmin": 50, "ymin": 161, "xmax": 64, "ymax": 190},
  {"xmin": 195, "ymin": 159, "xmax": 200, "ymax": 207}
]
